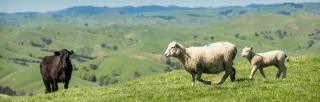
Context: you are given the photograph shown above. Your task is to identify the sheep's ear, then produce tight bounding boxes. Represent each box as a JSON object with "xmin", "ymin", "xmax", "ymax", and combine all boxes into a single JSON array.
[
  {"xmin": 175, "ymin": 43, "xmax": 180, "ymax": 48},
  {"xmin": 54, "ymin": 51, "xmax": 61, "ymax": 56},
  {"xmin": 250, "ymin": 47, "xmax": 253, "ymax": 50}
]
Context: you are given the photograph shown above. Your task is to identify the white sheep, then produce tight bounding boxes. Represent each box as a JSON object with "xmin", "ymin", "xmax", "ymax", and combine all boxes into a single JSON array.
[
  {"xmin": 241, "ymin": 47, "xmax": 288, "ymax": 79},
  {"xmin": 164, "ymin": 42, "xmax": 237, "ymax": 85}
]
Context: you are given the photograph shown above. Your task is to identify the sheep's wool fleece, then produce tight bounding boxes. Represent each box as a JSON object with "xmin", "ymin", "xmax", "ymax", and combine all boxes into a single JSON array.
[{"xmin": 184, "ymin": 42, "xmax": 236, "ymax": 69}]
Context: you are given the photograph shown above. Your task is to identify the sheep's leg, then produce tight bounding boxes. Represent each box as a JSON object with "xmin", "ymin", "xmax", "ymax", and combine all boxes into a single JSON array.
[
  {"xmin": 196, "ymin": 73, "xmax": 211, "ymax": 85},
  {"xmin": 230, "ymin": 66, "xmax": 236, "ymax": 82},
  {"xmin": 249, "ymin": 66, "xmax": 258, "ymax": 79},
  {"xmin": 218, "ymin": 62, "xmax": 234, "ymax": 84},
  {"xmin": 217, "ymin": 71, "xmax": 231, "ymax": 85},
  {"xmin": 259, "ymin": 68, "xmax": 266, "ymax": 79}
]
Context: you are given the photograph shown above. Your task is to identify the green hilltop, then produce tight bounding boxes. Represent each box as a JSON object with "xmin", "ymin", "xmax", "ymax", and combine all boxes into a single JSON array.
[{"xmin": 1, "ymin": 56, "xmax": 319, "ymax": 101}]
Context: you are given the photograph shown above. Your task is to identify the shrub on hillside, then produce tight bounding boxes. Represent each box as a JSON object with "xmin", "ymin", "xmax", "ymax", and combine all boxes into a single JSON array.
[
  {"xmin": 112, "ymin": 70, "xmax": 120, "ymax": 77},
  {"xmin": 98, "ymin": 75, "xmax": 111, "ymax": 86},
  {"xmin": 41, "ymin": 37, "xmax": 52, "ymax": 45},
  {"xmin": 307, "ymin": 40, "xmax": 315, "ymax": 49},
  {"xmin": 134, "ymin": 71, "xmax": 141, "ymax": 78},
  {"xmin": 164, "ymin": 66, "xmax": 172, "ymax": 72},
  {"xmin": 30, "ymin": 41, "xmax": 45, "ymax": 48},
  {"xmin": 90, "ymin": 64, "xmax": 98, "ymax": 70}
]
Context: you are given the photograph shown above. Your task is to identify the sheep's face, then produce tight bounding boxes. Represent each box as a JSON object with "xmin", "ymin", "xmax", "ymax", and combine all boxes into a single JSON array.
[
  {"xmin": 164, "ymin": 42, "xmax": 184, "ymax": 57},
  {"xmin": 241, "ymin": 47, "xmax": 253, "ymax": 57}
]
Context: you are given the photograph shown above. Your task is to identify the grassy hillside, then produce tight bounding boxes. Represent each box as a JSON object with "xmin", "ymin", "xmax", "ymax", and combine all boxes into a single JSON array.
[
  {"xmin": 0, "ymin": 3, "xmax": 320, "ymax": 94},
  {"xmin": 1, "ymin": 56, "xmax": 319, "ymax": 101}
]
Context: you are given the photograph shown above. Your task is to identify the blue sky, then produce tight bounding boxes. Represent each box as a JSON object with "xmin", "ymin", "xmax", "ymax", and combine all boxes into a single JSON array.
[{"xmin": 0, "ymin": 0, "xmax": 319, "ymax": 13}]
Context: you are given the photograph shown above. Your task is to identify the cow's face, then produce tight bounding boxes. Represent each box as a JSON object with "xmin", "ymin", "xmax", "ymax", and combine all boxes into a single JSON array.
[
  {"xmin": 54, "ymin": 49, "xmax": 73, "ymax": 68},
  {"xmin": 164, "ymin": 42, "xmax": 184, "ymax": 57},
  {"xmin": 241, "ymin": 47, "xmax": 253, "ymax": 57}
]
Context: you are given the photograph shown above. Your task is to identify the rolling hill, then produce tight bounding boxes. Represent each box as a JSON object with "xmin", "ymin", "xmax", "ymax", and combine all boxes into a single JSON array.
[{"xmin": 0, "ymin": 2, "xmax": 319, "ymax": 95}]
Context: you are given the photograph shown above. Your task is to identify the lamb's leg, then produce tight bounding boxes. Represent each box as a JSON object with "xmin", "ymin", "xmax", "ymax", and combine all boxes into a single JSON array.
[
  {"xmin": 275, "ymin": 65, "xmax": 282, "ymax": 78},
  {"xmin": 196, "ymin": 73, "xmax": 211, "ymax": 85},
  {"xmin": 249, "ymin": 65, "xmax": 258, "ymax": 79},
  {"xmin": 191, "ymin": 73, "xmax": 196, "ymax": 86},
  {"xmin": 280, "ymin": 64, "xmax": 287, "ymax": 79},
  {"xmin": 259, "ymin": 68, "xmax": 267, "ymax": 79}
]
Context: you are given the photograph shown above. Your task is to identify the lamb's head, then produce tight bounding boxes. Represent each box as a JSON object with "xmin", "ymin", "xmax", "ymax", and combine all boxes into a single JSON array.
[
  {"xmin": 241, "ymin": 47, "xmax": 253, "ymax": 57},
  {"xmin": 164, "ymin": 42, "xmax": 185, "ymax": 57}
]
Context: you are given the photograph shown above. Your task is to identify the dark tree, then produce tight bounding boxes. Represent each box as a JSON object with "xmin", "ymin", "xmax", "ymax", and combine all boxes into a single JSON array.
[
  {"xmin": 307, "ymin": 40, "xmax": 315, "ymax": 49},
  {"xmin": 254, "ymin": 32, "xmax": 259, "ymax": 37},
  {"xmin": 210, "ymin": 36, "xmax": 215, "ymax": 41},
  {"xmin": 235, "ymin": 33, "xmax": 240, "ymax": 38}
]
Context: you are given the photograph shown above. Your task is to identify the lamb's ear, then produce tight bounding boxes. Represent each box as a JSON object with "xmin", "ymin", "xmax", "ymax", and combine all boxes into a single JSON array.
[
  {"xmin": 250, "ymin": 47, "xmax": 253, "ymax": 50},
  {"xmin": 54, "ymin": 51, "xmax": 61, "ymax": 56},
  {"xmin": 69, "ymin": 50, "xmax": 74, "ymax": 55}
]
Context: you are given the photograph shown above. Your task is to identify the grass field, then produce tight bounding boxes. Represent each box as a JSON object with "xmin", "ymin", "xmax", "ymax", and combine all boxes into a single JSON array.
[
  {"xmin": 1, "ymin": 56, "xmax": 319, "ymax": 101},
  {"xmin": 0, "ymin": 3, "xmax": 319, "ymax": 96}
]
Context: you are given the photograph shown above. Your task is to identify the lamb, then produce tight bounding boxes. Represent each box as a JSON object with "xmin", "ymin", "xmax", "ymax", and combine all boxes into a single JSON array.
[
  {"xmin": 241, "ymin": 47, "xmax": 288, "ymax": 79},
  {"xmin": 164, "ymin": 42, "xmax": 237, "ymax": 85}
]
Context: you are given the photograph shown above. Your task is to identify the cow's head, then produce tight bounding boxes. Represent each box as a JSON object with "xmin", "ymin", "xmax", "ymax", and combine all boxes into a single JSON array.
[{"xmin": 54, "ymin": 49, "xmax": 74, "ymax": 68}]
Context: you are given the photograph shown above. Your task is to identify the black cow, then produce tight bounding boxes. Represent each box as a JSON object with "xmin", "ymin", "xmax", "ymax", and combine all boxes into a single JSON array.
[{"xmin": 40, "ymin": 49, "xmax": 73, "ymax": 93}]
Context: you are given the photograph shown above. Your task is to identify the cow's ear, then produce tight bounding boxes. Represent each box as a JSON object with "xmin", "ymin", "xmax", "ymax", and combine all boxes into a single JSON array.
[
  {"xmin": 69, "ymin": 50, "xmax": 74, "ymax": 55},
  {"xmin": 54, "ymin": 51, "xmax": 61, "ymax": 56}
]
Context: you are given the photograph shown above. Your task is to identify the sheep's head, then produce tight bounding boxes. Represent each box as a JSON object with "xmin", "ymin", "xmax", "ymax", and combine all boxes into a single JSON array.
[
  {"xmin": 241, "ymin": 47, "xmax": 253, "ymax": 57},
  {"xmin": 164, "ymin": 42, "xmax": 185, "ymax": 57}
]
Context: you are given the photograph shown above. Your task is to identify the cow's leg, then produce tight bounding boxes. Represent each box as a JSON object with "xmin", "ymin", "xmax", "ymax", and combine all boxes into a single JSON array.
[
  {"xmin": 52, "ymin": 80, "xmax": 58, "ymax": 92},
  {"xmin": 196, "ymin": 72, "xmax": 211, "ymax": 85},
  {"xmin": 48, "ymin": 81, "xmax": 53, "ymax": 92},
  {"xmin": 249, "ymin": 65, "xmax": 258, "ymax": 79},
  {"xmin": 63, "ymin": 72, "xmax": 71, "ymax": 89},
  {"xmin": 64, "ymin": 79, "xmax": 70, "ymax": 89},
  {"xmin": 43, "ymin": 79, "xmax": 51, "ymax": 93},
  {"xmin": 230, "ymin": 66, "xmax": 236, "ymax": 82},
  {"xmin": 259, "ymin": 68, "xmax": 267, "ymax": 79}
]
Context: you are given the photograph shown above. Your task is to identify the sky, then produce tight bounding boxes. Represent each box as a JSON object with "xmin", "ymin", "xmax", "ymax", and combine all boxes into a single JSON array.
[{"xmin": 0, "ymin": 0, "xmax": 319, "ymax": 13}]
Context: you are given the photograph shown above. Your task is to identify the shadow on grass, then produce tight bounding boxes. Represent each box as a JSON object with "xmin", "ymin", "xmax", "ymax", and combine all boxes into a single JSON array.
[{"xmin": 236, "ymin": 77, "xmax": 252, "ymax": 82}]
